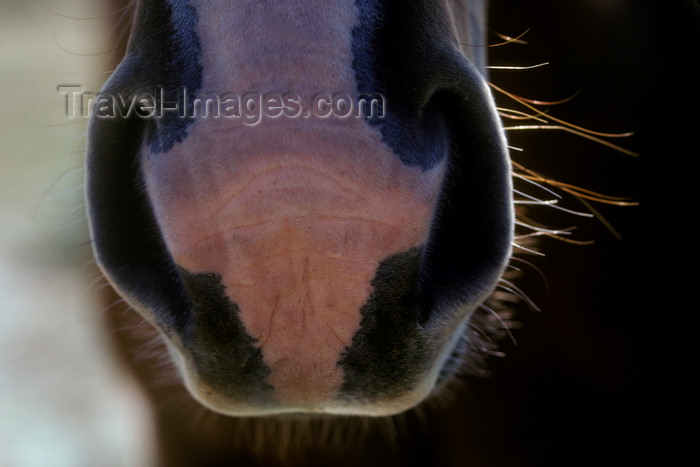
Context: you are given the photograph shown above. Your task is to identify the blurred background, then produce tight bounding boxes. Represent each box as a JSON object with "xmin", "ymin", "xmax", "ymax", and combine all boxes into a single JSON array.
[
  {"xmin": 1, "ymin": 0, "xmax": 696, "ymax": 466},
  {"xmin": 0, "ymin": 1, "xmax": 155, "ymax": 466}
]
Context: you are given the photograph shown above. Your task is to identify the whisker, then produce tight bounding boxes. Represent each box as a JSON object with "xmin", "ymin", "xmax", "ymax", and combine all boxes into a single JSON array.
[
  {"xmin": 498, "ymin": 106, "xmax": 549, "ymax": 122},
  {"xmin": 511, "ymin": 160, "xmax": 638, "ymax": 206},
  {"xmin": 512, "ymin": 242, "xmax": 545, "ymax": 256},
  {"xmin": 488, "ymin": 61, "xmax": 549, "ymax": 70},
  {"xmin": 509, "ymin": 256, "xmax": 549, "ymax": 289},
  {"xmin": 42, "ymin": 214, "xmax": 88, "ymax": 239},
  {"xmin": 479, "ymin": 304, "xmax": 517, "ymax": 345},
  {"xmin": 512, "ymin": 189, "xmax": 595, "ymax": 217},
  {"xmin": 490, "ymin": 82, "xmax": 639, "ymax": 151},
  {"xmin": 576, "ymin": 196, "xmax": 624, "ymax": 240},
  {"xmin": 512, "ymin": 172, "xmax": 562, "ymax": 199},
  {"xmin": 99, "ymin": 297, "xmax": 127, "ymax": 315},
  {"xmin": 515, "ymin": 220, "xmax": 575, "ymax": 236},
  {"xmin": 38, "ymin": 183, "xmax": 84, "ymax": 202},
  {"xmin": 33, "ymin": 166, "xmax": 85, "ymax": 214},
  {"xmin": 504, "ymin": 124, "xmax": 639, "ymax": 156},
  {"xmin": 458, "ymin": 28, "xmax": 530, "ymax": 49},
  {"xmin": 41, "ymin": 1, "xmax": 134, "ymax": 21},
  {"xmin": 497, "ymin": 279, "xmax": 540, "ymax": 313},
  {"xmin": 487, "ymin": 28, "xmax": 530, "ymax": 46},
  {"xmin": 507, "ymin": 90, "xmax": 582, "ymax": 107},
  {"xmin": 52, "ymin": 29, "xmax": 124, "ymax": 57}
]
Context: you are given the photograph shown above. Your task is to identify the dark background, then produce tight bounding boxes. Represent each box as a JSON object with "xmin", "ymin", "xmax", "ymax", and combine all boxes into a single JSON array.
[{"xmin": 431, "ymin": 1, "xmax": 697, "ymax": 465}]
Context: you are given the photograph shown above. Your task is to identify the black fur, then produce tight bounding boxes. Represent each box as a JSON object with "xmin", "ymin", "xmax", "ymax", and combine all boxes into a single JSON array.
[
  {"xmin": 180, "ymin": 268, "xmax": 274, "ymax": 403},
  {"xmin": 87, "ymin": 0, "xmax": 203, "ymax": 335},
  {"xmin": 351, "ymin": 0, "xmax": 512, "ymax": 322},
  {"xmin": 339, "ymin": 247, "xmax": 430, "ymax": 401}
]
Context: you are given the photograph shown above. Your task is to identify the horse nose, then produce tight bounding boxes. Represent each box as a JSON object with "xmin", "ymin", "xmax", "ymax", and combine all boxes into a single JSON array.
[{"xmin": 86, "ymin": 0, "xmax": 512, "ymax": 416}]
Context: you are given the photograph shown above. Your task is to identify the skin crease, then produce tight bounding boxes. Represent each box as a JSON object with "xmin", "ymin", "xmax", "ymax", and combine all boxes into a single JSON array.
[
  {"xmin": 140, "ymin": 0, "xmax": 449, "ymax": 408},
  {"xmin": 146, "ymin": 143, "xmax": 445, "ymax": 407}
]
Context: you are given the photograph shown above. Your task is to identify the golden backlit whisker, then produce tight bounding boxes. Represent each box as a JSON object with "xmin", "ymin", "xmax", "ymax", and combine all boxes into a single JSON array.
[
  {"xmin": 488, "ymin": 62, "xmax": 550, "ymax": 71},
  {"xmin": 497, "ymin": 279, "xmax": 540, "ymax": 312},
  {"xmin": 576, "ymin": 197, "xmax": 624, "ymax": 240},
  {"xmin": 523, "ymin": 180, "xmax": 636, "ymax": 206},
  {"xmin": 490, "ymin": 82, "xmax": 639, "ymax": 147},
  {"xmin": 512, "ymin": 242, "xmax": 545, "ymax": 256},
  {"xmin": 497, "ymin": 107, "xmax": 549, "ymax": 122},
  {"xmin": 512, "ymin": 161, "xmax": 637, "ymax": 206},
  {"xmin": 504, "ymin": 124, "xmax": 638, "ymax": 156},
  {"xmin": 458, "ymin": 29, "xmax": 530, "ymax": 49},
  {"xmin": 506, "ymin": 91, "xmax": 581, "ymax": 107},
  {"xmin": 487, "ymin": 28, "xmax": 530, "ymax": 46},
  {"xmin": 515, "ymin": 221, "xmax": 575, "ymax": 236},
  {"xmin": 512, "ymin": 172, "xmax": 564, "ymax": 201}
]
